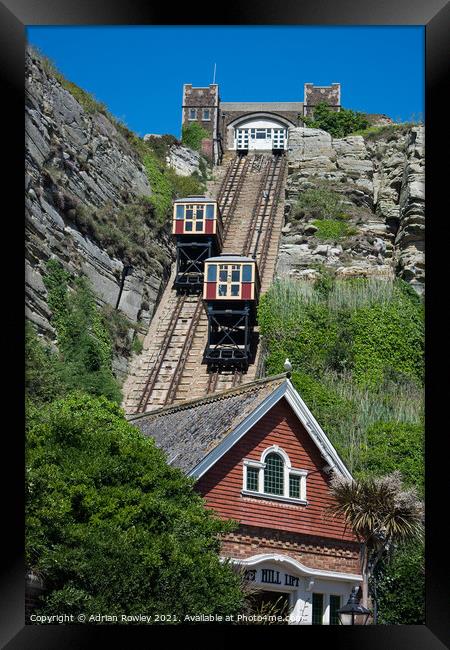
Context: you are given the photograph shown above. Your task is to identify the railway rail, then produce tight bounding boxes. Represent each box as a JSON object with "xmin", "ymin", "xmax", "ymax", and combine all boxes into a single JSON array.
[{"xmin": 126, "ymin": 153, "xmax": 252, "ymax": 413}]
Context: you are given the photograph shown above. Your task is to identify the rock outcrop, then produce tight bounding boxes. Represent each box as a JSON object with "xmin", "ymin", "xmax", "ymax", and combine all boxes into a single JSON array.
[
  {"xmin": 166, "ymin": 145, "xmax": 202, "ymax": 177},
  {"xmin": 279, "ymin": 125, "xmax": 425, "ymax": 294},
  {"xmin": 25, "ymin": 48, "xmax": 175, "ymax": 378}
]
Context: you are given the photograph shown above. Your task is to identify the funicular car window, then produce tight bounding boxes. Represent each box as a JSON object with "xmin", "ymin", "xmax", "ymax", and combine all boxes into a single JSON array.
[
  {"xmin": 176, "ymin": 205, "xmax": 184, "ymax": 219},
  {"xmin": 218, "ymin": 284, "xmax": 227, "ymax": 296},
  {"xmin": 207, "ymin": 265, "xmax": 217, "ymax": 282},
  {"xmin": 186, "ymin": 206, "xmax": 193, "ymax": 219},
  {"xmin": 231, "ymin": 267, "xmax": 240, "ymax": 282},
  {"xmin": 219, "ymin": 266, "xmax": 228, "ymax": 282},
  {"xmin": 242, "ymin": 265, "xmax": 252, "ymax": 282},
  {"xmin": 206, "ymin": 204, "xmax": 214, "ymax": 219},
  {"xmin": 231, "ymin": 285, "xmax": 239, "ymax": 296}
]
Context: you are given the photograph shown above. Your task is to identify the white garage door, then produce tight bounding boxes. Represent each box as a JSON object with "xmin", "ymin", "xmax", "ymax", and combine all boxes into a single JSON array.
[{"xmin": 235, "ymin": 119, "xmax": 288, "ymax": 151}]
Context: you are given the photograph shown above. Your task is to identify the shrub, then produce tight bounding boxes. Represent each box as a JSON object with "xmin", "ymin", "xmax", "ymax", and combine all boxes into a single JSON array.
[
  {"xmin": 26, "ymin": 394, "xmax": 245, "ymax": 620},
  {"xmin": 312, "ymin": 219, "xmax": 357, "ymax": 240},
  {"xmin": 374, "ymin": 540, "xmax": 425, "ymax": 624},
  {"xmin": 302, "ymin": 102, "xmax": 370, "ymax": 138},
  {"xmin": 357, "ymin": 421, "xmax": 424, "ymax": 494},
  {"xmin": 293, "ymin": 186, "xmax": 349, "ymax": 221},
  {"xmin": 181, "ymin": 123, "xmax": 210, "ymax": 151},
  {"xmin": 41, "ymin": 261, "xmax": 122, "ymax": 403}
]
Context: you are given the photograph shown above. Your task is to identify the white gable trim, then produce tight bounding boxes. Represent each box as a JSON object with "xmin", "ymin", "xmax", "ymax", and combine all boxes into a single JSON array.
[
  {"xmin": 228, "ymin": 553, "xmax": 362, "ymax": 583},
  {"xmin": 188, "ymin": 379, "xmax": 353, "ymax": 480}
]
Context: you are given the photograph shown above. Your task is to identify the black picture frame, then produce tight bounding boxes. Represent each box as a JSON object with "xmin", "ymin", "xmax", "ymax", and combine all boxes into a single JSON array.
[{"xmin": 2, "ymin": 1, "xmax": 448, "ymax": 647}]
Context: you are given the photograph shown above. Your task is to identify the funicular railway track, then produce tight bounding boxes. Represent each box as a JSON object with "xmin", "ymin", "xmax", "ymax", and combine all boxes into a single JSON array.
[
  {"xmin": 204, "ymin": 154, "xmax": 287, "ymax": 396},
  {"xmin": 127, "ymin": 154, "xmax": 251, "ymax": 414}
]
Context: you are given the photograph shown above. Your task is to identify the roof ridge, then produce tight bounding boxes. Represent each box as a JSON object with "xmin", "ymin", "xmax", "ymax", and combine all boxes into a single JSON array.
[{"xmin": 127, "ymin": 373, "xmax": 288, "ymax": 422}]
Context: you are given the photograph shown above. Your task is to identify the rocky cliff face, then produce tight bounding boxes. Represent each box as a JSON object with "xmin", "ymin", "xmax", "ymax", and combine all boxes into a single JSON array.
[
  {"xmin": 279, "ymin": 125, "xmax": 424, "ymax": 294},
  {"xmin": 25, "ymin": 48, "xmax": 202, "ymax": 378}
]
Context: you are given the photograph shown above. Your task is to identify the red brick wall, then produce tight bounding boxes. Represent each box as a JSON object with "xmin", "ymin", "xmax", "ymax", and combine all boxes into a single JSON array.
[
  {"xmin": 196, "ymin": 397, "xmax": 357, "ymax": 543},
  {"xmin": 221, "ymin": 525, "xmax": 361, "ymax": 574}
]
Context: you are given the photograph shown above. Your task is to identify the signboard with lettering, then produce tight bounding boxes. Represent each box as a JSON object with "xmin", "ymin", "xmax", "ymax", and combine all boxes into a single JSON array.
[{"xmin": 244, "ymin": 567, "xmax": 300, "ymax": 589}]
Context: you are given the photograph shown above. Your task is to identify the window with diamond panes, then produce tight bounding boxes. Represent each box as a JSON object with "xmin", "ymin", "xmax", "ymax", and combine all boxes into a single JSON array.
[
  {"xmin": 312, "ymin": 593, "xmax": 324, "ymax": 625},
  {"xmin": 289, "ymin": 474, "xmax": 301, "ymax": 499},
  {"xmin": 264, "ymin": 453, "xmax": 284, "ymax": 495},
  {"xmin": 329, "ymin": 595, "xmax": 341, "ymax": 625},
  {"xmin": 246, "ymin": 466, "xmax": 259, "ymax": 492}
]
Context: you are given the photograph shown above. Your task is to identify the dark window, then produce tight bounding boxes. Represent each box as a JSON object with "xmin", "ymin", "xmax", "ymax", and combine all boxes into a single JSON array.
[
  {"xmin": 246, "ymin": 467, "xmax": 258, "ymax": 491},
  {"xmin": 218, "ymin": 284, "xmax": 227, "ymax": 296},
  {"xmin": 242, "ymin": 264, "xmax": 252, "ymax": 282},
  {"xmin": 207, "ymin": 265, "xmax": 217, "ymax": 282},
  {"xmin": 189, "ymin": 109, "xmax": 197, "ymax": 120},
  {"xmin": 185, "ymin": 222, "xmax": 193, "ymax": 232},
  {"xmin": 186, "ymin": 207, "xmax": 193, "ymax": 219},
  {"xmin": 176, "ymin": 205, "xmax": 184, "ymax": 219},
  {"xmin": 195, "ymin": 222, "xmax": 203, "ymax": 231},
  {"xmin": 264, "ymin": 453, "xmax": 284, "ymax": 495},
  {"xmin": 203, "ymin": 109, "xmax": 210, "ymax": 120},
  {"xmin": 219, "ymin": 269, "xmax": 228, "ymax": 282},
  {"xmin": 231, "ymin": 269, "xmax": 240, "ymax": 282},
  {"xmin": 312, "ymin": 593, "xmax": 323, "ymax": 625},
  {"xmin": 289, "ymin": 475, "xmax": 301, "ymax": 499},
  {"xmin": 196, "ymin": 207, "xmax": 204, "ymax": 219},
  {"xmin": 231, "ymin": 284, "xmax": 239, "ymax": 297},
  {"xmin": 330, "ymin": 595, "xmax": 341, "ymax": 625},
  {"xmin": 206, "ymin": 204, "xmax": 215, "ymax": 219}
]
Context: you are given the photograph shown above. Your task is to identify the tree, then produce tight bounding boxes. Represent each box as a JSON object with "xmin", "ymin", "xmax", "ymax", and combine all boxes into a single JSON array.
[
  {"xmin": 26, "ymin": 393, "xmax": 244, "ymax": 621},
  {"xmin": 327, "ymin": 471, "xmax": 423, "ymax": 617},
  {"xmin": 181, "ymin": 123, "xmax": 210, "ymax": 151},
  {"xmin": 302, "ymin": 102, "xmax": 370, "ymax": 138}
]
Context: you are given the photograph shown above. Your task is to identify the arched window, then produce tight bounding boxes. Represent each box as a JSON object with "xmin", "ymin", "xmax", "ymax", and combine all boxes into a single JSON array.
[
  {"xmin": 264, "ymin": 453, "xmax": 284, "ymax": 495},
  {"xmin": 243, "ymin": 446, "xmax": 308, "ymax": 504}
]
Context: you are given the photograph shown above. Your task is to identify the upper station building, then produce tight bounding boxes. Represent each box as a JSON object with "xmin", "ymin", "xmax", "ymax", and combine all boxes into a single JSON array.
[{"xmin": 181, "ymin": 82, "xmax": 341, "ymax": 163}]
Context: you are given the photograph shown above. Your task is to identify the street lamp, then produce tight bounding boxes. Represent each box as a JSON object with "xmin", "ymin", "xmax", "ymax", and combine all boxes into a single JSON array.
[{"xmin": 337, "ymin": 587, "xmax": 371, "ymax": 626}]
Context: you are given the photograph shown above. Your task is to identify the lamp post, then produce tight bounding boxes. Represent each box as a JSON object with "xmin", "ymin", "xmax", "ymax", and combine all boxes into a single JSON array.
[{"xmin": 337, "ymin": 587, "xmax": 371, "ymax": 626}]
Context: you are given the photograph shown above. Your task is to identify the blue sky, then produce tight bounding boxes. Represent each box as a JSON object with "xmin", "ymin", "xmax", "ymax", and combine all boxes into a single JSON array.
[{"xmin": 27, "ymin": 26, "xmax": 424, "ymax": 137}]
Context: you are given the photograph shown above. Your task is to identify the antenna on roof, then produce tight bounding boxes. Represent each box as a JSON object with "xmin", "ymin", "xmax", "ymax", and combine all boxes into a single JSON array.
[{"xmin": 213, "ymin": 63, "xmax": 217, "ymax": 84}]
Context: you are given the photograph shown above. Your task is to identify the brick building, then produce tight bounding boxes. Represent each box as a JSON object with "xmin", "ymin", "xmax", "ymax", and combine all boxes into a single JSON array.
[
  {"xmin": 181, "ymin": 82, "xmax": 341, "ymax": 164},
  {"xmin": 131, "ymin": 374, "xmax": 362, "ymax": 625}
]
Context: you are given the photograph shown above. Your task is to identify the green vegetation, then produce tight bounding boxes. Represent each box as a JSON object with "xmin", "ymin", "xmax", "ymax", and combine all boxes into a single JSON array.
[
  {"xmin": 301, "ymin": 102, "xmax": 370, "ymax": 138},
  {"xmin": 329, "ymin": 471, "xmax": 423, "ymax": 611},
  {"xmin": 373, "ymin": 540, "xmax": 425, "ymax": 624},
  {"xmin": 293, "ymin": 185, "xmax": 349, "ymax": 221},
  {"xmin": 37, "ymin": 259, "xmax": 122, "ymax": 403},
  {"xmin": 26, "ymin": 264, "xmax": 246, "ymax": 620},
  {"xmin": 351, "ymin": 121, "xmax": 422, "ymax": 141},
  {"xmin": 312, "ymin": 219, "xmax": 357, "ymax": 240},
  {"xmin": 357, "ymin": 421, "xmax": 424, "ymax": 494},
  {"xmin": 259, "ymin": 274, "xmax": 424, "ymax": 623},
  {"xmin": 142, "ymin": 153, "xmax": 175, "ymax": 222},
  {"xmin": 258, "ymin": 276, "xmax": 424, "ymax": 468},
  {"xmin": 26, "ymin": 393, "xmax": 244, "ymax": 620},
  {"xmin": 181, "ymin": 122, "xmax": 210, "ymax": 151}
]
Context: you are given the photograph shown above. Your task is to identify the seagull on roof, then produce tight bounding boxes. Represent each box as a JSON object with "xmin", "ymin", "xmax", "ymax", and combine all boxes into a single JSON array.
[{"xmin": 284, "ymin": 358, "xmax": 292, "ymax": 374}]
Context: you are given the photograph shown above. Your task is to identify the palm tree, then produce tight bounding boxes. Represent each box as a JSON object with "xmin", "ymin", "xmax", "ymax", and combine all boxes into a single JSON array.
[{"xmin": 327, "ymin": 470, "xmax": 424, "ymax": 617}]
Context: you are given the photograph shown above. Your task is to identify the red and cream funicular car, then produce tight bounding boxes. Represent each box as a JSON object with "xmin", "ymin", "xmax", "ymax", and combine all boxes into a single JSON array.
[
  {"xmin": 202, "ymin": 255, "xmax": 261, "ymax": 369},
  {"xmin": 172, "ymin": 197, "xmax": 223, "ymax": 292}
]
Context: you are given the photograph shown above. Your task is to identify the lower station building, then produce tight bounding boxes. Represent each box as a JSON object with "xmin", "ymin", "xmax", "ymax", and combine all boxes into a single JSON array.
[{"xmin": 130, "ymin": 374, "xmax": 362, "ymax": 625}]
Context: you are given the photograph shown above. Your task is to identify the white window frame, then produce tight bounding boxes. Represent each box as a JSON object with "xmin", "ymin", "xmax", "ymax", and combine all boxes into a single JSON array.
[
  {"xmin": 188, "ymin": 108, "xmax": 197, "ymax": 120},
  {"xmin": 242, "ymin": 445, "xmax": 307, "ymax": 505},
  {"xmin": 202, "ymin": 109, "xmax": 211, "ymax": 121}
]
